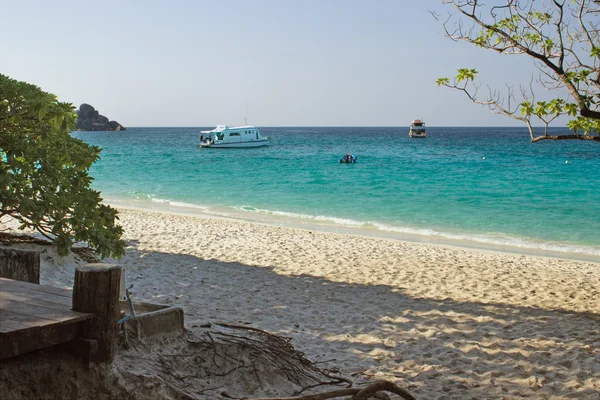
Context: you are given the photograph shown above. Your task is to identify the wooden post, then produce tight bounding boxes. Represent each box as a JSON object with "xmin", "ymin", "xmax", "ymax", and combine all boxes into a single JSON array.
[
  {"xmin": 0, "ymin": 248, "xmax": 40, "ymax": 283},
  {"xmin": 72, "ymin": 263, "xmax": 121, "ymax": 363}
]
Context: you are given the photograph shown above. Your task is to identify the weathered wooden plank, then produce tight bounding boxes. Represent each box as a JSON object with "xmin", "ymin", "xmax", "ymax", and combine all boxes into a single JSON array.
[
  {"xmin": 0, "ymin": 277, "xmax": 101, "ymax": 360},
  {"xmin": 0, "ymin": 310, "xmax": 91, "ymax": 336},
  {"xmin": 0, "ymin": 249, "xmax": 40, "ymax": 283},
  {"xmin": 0, "ymin": 319, "xmax": 83, "ymax": 359},
  {"xmin": 0, "ymin": 290, "xmax": 73, "ymax": 307},
  {"xmin": 0, "ymin": 325, "xmax": 37, "ymax": 358},
  {"xmin": 1, "ymin": 277, "xmax": 72, "ymax": 292},
  {"xmin": 0, "ymin": 299, "xmax": 92, "ymax": 324},
  {"xmin": 0, "ymin": 278, "xmax": 73, "ymax": 297},
  {"xmin": 0, "ymin": 316, "xmax": 29, "ymax": 332},
  {"xmin": 1, "ymin": 284, "xmax": 73, "ymax": 300},
  {"xmin": 0, "ymin": 282, "xmax": 66, "ymax": 296},
  {"xmin": 0, "ymin": 308, "xmax": 57, "ymax": 325},
  {"xmin": 0, "ymin": 309, "xmax": 57, "ymax": 333}
]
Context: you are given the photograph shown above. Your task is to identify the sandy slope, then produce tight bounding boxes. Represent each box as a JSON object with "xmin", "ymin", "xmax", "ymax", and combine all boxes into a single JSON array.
[{"xmin": 5, "ymin": 207, "xmax": 599, "ymax": 399}]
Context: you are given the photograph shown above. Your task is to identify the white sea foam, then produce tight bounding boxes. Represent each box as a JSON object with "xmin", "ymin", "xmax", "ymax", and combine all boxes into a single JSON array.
[
  {"xmin": 369, "ymin": 223, "xmax": 600, "ymax": 257},
  {"xmin": 233, "ymin": 206, "xmax": 600, "ymax": 257},
  {"xmin": 127, "ymin": 190, "xmax": 156, "ymax": 199},
  {"xmin": 235, "ymin": 206, "xmax": 366, "ymax": 227},
  {"xmin": 113, "ymin": 198, "xmax": 599, "ymax": 258},
  {"xmin": 150, "ymin": 198, "xmax": 209, "ymax": 211}
]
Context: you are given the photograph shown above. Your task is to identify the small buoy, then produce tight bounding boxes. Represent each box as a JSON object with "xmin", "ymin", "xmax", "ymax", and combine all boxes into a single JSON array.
[{"xmin": 565, "ymin": 160, "xmax": 571, "ymax": 164}]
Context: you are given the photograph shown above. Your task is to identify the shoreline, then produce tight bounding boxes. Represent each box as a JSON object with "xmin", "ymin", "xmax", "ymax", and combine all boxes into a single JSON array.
[
  {"xmin": 4, "ymin": 205, "xmax": 599, "ymax": 398},
  {"xmin": 111, "ymin": 206, "xmax": 599, "ymax": 398},
  {"xmin": 105, "ymin": 198, "xmax": 600, "ymax": 264}
]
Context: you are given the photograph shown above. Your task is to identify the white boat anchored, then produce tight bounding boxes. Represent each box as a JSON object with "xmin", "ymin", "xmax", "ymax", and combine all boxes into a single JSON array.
[
  {"xmin": 409, "ymin": 119, "xmax": 426, "ymax": 138},
  {"xmin": 199, "ymin": 125, "xmax": 270, "ymax": 148}
]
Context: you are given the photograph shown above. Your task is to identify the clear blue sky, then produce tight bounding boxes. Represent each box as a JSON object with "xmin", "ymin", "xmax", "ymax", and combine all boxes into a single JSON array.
[{"xmin": 1, "ymin": 0, "xmax": 558, "ymax": 127}]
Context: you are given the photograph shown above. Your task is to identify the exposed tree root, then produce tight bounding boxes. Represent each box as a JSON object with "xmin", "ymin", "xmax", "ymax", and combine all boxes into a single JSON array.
[
  {"xmin": 115, "ymin": 324, "xmax": 416, "ymax": 400},
  {"xmin": 246, "ymin": 380, "xmax": 415, "ymax": 400}
]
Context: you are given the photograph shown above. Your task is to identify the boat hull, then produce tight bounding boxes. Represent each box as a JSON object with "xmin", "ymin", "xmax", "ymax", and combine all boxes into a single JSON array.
[
  {"xmin": 200, "ymin": 139, "xmax": 270, "ymax": 148},
  {"xmin": 409, "ymin": 119, "xmax": 426, "ymax": 138}
]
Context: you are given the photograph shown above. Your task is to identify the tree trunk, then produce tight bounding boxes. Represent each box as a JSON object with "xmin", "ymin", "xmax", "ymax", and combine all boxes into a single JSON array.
[{"xmin": 532, "ymin": 134, "xmax": 600, "ymax": 142}]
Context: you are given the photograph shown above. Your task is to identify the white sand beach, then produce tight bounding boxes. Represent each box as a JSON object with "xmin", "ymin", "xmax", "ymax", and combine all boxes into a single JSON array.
[{"xmin": 9, "ymin": 207, "xmax": 600, "ymax": 399}]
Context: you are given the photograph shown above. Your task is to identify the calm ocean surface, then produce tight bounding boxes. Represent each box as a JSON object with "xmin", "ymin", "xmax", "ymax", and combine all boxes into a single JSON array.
[{"xmin": 74, "ymin": 127, "xmax": 600, "ymax": 261}]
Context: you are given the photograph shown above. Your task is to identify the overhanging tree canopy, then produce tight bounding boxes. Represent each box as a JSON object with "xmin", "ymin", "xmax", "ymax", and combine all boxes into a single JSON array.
[
  {"xmin": 0, "ymin": 74, "xmax": 125, "ymax": 258},
  {"xmin": 435, "ymin": 0, "xmax": 600, "ymax": 142}
]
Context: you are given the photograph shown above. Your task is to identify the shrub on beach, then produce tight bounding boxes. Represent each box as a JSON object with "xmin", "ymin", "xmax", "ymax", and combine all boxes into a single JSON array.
[{"xmin": 0, "ymin": 74, "xmax": 125, "ymax": 259}]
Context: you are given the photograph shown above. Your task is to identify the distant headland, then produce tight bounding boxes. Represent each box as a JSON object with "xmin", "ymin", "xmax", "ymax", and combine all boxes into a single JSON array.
[{"xmin": 76, "ymin": 103, "xmax": 126, "ymax": 131}]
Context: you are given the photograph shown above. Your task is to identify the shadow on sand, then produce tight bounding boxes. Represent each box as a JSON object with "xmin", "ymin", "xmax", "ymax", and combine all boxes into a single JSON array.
[{"xmin": 116, "ymin": 245, "xmax": 599, "ymax": 399}]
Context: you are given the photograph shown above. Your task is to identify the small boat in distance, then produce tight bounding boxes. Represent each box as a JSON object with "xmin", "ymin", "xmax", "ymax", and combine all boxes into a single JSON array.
[
  {"xmin": 409, "ymin": 119, "xmax": 426, "ymax": 138},
  {"xmin": 199, "ymin": 125, "xmax": 270, "ymax": 148},
  {"xmin": 339, "ymin": 154, "xmax": 357, "ymax": 163}
]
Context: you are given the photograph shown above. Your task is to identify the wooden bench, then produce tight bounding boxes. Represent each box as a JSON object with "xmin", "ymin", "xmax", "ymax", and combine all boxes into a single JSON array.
[
  {"xmin": 1, "ymin": 263, "xmax": 125, "ymax": 363},
  {"xmin": 0, "ymin": 278, "xmax": 94, "ymax": 359}
]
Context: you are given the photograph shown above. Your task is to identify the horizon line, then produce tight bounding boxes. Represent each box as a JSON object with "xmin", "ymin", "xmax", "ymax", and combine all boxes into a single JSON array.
[{"xmin": 114, "ymin": 125, "xmax": 561, "ymax": 129}]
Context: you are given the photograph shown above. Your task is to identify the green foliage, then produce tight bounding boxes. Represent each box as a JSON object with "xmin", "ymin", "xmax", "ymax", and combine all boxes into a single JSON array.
[
  {"xmin": 0, "ymin": 74, "xmax": 125, "ymax": 258},
  {"xmin": 520, "ymin": 100, "xmax": 534, "ymax": 117},
  {"xmin": 436, "ymin": 77, "xmax": 450, "ymax": 87},
  {"xmin": 567, "ymin": 117, "xmax": 600, "ymax": 135},
  {"xmin": 436, "ymin": 0, "xmax": 600, "ymax": 141},
  {"xmin": 456, "ymin": 68, "xmax": 478, "ymax": 82}
]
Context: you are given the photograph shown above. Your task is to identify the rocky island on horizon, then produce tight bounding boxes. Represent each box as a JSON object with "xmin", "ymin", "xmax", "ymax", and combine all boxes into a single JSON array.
[{"xmin": 76, "ymin": 103, "xmax": 126, "ymax": 131}]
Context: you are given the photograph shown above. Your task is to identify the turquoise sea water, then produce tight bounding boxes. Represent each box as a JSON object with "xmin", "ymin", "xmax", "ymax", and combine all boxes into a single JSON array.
[{"xmin": 74, "ymin": 127, "xmax": 600, "ymax": 260}]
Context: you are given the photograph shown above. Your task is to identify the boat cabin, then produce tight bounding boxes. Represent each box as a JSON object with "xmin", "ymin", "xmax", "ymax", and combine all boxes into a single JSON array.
[
  {"xmin": 409, "ymin": 119, "xmax": 426, "ymax": 138},
  {"xmin": 199, "ymin": 125, "xmax": 270, "ymax": 148}
]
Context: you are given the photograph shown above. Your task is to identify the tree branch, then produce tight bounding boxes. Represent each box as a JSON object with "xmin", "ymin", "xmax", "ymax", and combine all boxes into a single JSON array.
[
  {"xmin": 531, "ymin": 134, "xmax": 600, "ymax": 142},
  {"xmin": 437, "ymin": 0, "xmax": 600, "ymax": 141}
]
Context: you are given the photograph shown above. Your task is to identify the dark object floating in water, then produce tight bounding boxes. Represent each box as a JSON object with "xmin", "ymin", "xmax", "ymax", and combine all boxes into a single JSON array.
[{"xmin": 339, "ymin": 154, "xmax": 357, "ymax": 164}]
